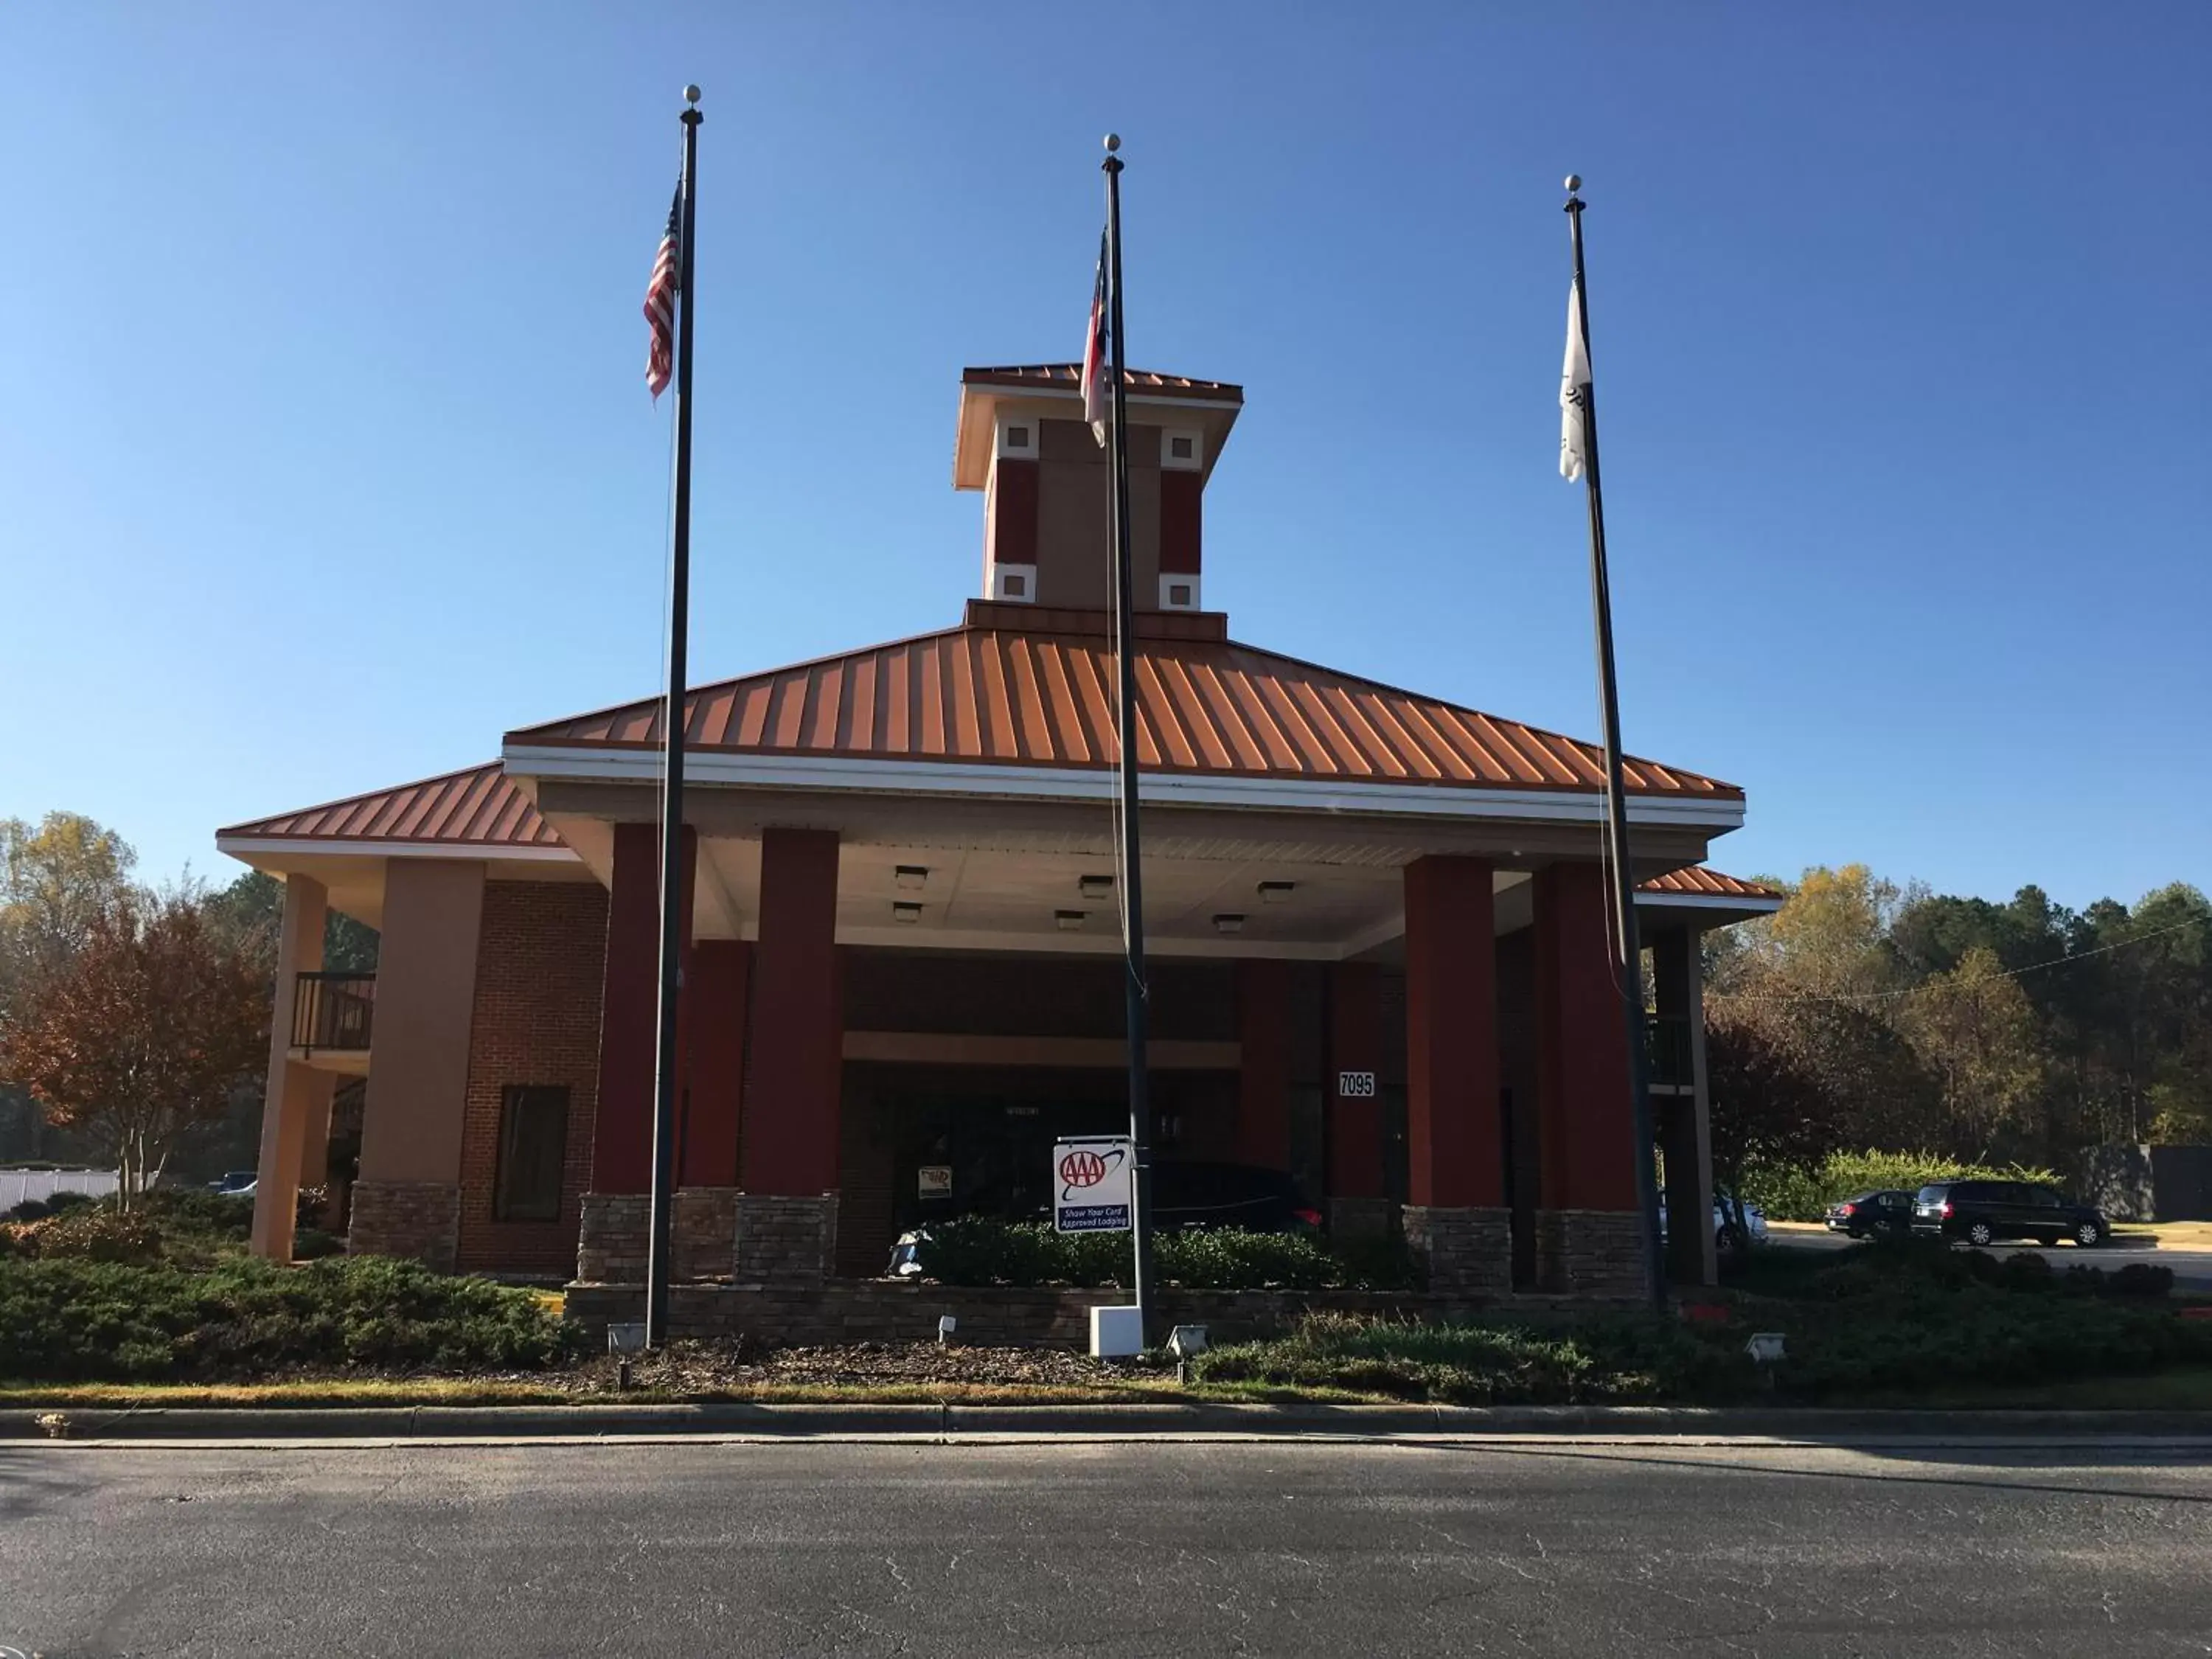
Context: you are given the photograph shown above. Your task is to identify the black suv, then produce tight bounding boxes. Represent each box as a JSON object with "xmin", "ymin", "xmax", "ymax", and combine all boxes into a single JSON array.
[{"xmin": 1912, "ymin": 1180, "xmax": 2109, "ymax": 1248}]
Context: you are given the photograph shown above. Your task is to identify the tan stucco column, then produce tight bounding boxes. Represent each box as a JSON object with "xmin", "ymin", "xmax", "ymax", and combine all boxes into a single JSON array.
[
  {"xmin": 250, "ymin": 874, "xmax": 326, "ymax": 1260},
  {"xmin": 352, "ymin": 859, "xmax": 483, "ymax": 1268}
]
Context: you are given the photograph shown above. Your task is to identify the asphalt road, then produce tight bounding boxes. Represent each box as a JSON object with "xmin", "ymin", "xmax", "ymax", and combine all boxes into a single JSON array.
[
  {"xmin": 6, "ymin": 1438, "xmax": 2212, "ymax": 1657},
  {"xmin": 1775, "ymin": 1224, "xmax": 2212, "ymax": 1290}
]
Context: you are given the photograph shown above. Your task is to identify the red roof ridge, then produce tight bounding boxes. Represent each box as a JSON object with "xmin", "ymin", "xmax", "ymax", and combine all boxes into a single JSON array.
[
  {"xmin": 1638, "ymin": 867, "xmax": 1783, "ymax": 900},
  {"xmin": 1217, "ymin": 632, "xmax": 1739, "ymax": 798},
  {"xmin": 216, "ymin": 761, "xmax": 566, "ymax": 850},
  {"xmin": 499, "ymin": 619, "xmax": 1742, "ymax": 800},
  {"xmin": 959, "ymin": 364, "xmax": 1244, "ymax": 397}
]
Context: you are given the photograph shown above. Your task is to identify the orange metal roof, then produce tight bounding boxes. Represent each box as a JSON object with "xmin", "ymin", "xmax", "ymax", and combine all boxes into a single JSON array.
[
  {"xmin": 505, "ymin": 616, "xmax": 1742, "ymax": 801},
  {"xmin": 216, "ymin": 763, "xmax": 565, "ymax": 849},
  {"xmin": 960, "ymin": 364, "xmax": 1243, "ymax": 400},
  {"xmin": 1639, "ymin": 867, "xmax": 1781, "ymax": 900}
]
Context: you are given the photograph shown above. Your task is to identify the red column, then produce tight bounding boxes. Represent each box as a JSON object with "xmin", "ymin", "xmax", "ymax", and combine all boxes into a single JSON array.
[
  {"xmin": 1325, "ymin": 961, "xmax": 1385, "ymax": 1200},
  {"xmin": 741, "ymin": 829, "xmax": 842, "ymax": 1195},
  {"xmin": 682, "ymin": 939, "xmax": 750, "ymax": 1186},
  {"xmin": 591, "ymin": 824, "xmax": 695, "ymax": 1194},
  {"xmin": 1534, "ymin": 862, "xmax": 1637, "ymax": 1211},
  {"xmin": 1402, "ymin": 855, "xmax": 1500, "ymax": 1209},
  {"xmin": 1233, "ymin": 959, "xmax": 1292, "ymax": 1171}
]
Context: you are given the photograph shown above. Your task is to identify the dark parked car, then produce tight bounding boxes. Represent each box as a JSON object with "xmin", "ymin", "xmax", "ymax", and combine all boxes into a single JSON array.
[
  {"xmin": 886, "ymin": 1160, "xmax": 1322, "ymax": 1276},
  {"xmin": 1150, "ymin": 1161, "xmax": 1321, "ymax": 1234},
  {"xmin": 1825, "ymin": 1189, "xmax": 1914, "ymax": 1238},
  {"xmin": 1912, "ymin": 1179, "xmax": 2108, "ymax": 1248}
]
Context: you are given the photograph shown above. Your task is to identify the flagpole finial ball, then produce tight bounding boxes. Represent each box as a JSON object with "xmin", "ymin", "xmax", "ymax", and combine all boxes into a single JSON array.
[
  {"xmin": 1104, "ymin": 133, "xmax": 1121, "ymax": 153},
  {"xmin": 1564, "ymin": 174, "xmax": 1582, "ymax": 193},
  {"xmin": 684, "ymin": 85, "xmax": 702, "ymax": 105}
]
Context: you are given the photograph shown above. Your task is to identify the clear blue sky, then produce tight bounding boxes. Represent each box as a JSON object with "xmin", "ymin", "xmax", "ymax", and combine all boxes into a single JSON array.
[{"xmin": 4, "ymin": 1, "xmax": 2206, "ymax": 914}]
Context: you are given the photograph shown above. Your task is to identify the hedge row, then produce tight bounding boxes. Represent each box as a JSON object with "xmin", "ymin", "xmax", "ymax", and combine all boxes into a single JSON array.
[
  {"xmin": 913, "ymin": 1220, "xmax": 1419, "ymax": 1291},
  {"xmin": 0, "ymin": 1256, "xmax": 579, "ymax": 1381},
  {"xmin": 1196, "ymin": 1239, "xmax": 2212, "ymax": 1404},
  {"xmin": 1736, "ymin": 1150, "xmax": 2065, "ymax": 1222}
]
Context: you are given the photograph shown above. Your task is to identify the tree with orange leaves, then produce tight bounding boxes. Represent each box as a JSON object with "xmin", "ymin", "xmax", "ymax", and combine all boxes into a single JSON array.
[{"xmin": 0, "ymin": 889, "xmax": 265, "ymax": 1206}]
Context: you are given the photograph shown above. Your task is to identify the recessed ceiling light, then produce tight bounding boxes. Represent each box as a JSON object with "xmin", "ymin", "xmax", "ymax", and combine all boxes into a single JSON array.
[
  {"xmin": 1256, "ymin": 881, "xmax": 1295, "ymax": 904},
  {"xmin": 1213, "ymin": 913, "xmax": 1246, "ymax": 935},
  {"xmin": 1078, "ymin": 874, "xmax": 1116, "ymax": 900},
  {"xmin": 891, "ymin": 901, "xmax": 922, "ymax": 925},
  {"xmin": 894, "ymin": 865, "xmax": 929, "ymax": 891},
  {"xmin": 1055, "ymin": 910, "xmax": 1088, "ymax": 931}
]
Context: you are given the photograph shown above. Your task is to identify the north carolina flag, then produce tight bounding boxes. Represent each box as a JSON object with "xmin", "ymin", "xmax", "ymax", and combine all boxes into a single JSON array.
[{"xmin": 1559, "ymin": 277, "xmax": 1591, "ymax": 482}]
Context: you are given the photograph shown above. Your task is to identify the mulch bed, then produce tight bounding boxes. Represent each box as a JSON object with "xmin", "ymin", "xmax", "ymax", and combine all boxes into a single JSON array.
[{"xmin": 551, "ymin": 1338, "xmax": 1172, "ymax": 1397}]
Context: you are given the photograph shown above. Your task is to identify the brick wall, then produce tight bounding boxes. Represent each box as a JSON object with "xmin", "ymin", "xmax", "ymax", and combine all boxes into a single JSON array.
[{"xmin": 455, "ymin": 880, "xmax": 610, "ymax": 1276}]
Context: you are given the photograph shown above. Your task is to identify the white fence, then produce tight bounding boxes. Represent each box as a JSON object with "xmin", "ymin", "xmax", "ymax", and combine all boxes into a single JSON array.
[{"xmin": 0, "ymin": 1167, "xmax": 120, "ymax": 1211}]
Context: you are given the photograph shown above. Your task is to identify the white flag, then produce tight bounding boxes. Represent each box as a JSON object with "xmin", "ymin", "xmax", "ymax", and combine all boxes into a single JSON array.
[{"xmin": 1559, "ymin": 277, "xmax": 1591, "ymax": 482}]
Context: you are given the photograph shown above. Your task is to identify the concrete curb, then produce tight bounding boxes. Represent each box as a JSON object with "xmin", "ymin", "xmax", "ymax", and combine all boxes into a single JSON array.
[{"xmin": 8, "ymin": 1400, "xmax": 2212, "ymax": 1444}]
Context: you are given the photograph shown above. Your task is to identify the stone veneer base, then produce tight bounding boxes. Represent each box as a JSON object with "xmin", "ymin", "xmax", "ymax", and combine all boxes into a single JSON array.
[
  {"xmin": 347, "ymin": 1181, "xmax": 460, "ymax": 1272},
  {"xmin": 1400, "ymin": 1204, "xmax": 1513, "ymax": 1297},
  {"xmin": 1534, "ymin": 1208, "xmax": 1650, "ymax": 1298},
  {"xmin": 577, "ymin": 1188, "xmax": 751, "ymax": 1284},
  {"xmin": 735, "ymin": 1193, "xmax": 838, "ymax": 1285}
]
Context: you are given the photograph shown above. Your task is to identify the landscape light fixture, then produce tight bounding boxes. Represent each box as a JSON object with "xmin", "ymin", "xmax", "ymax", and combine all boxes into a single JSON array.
[
  {"xmin": 894, "ymin": 865, "xmax": 929, "ymax": 891},
  {"xmin": 1078, "ymin": 874, "xmax": 1116, "ymax": 900},
  {"xmin": 1212, "ymin": 913, "xmax": 1246, "ymax": 936},
  {"xmin": 1055, "ymin": 910, "xmax": 1088, "ymax": 931},
  {"xmin": 1256, "ymin": 881, "xmax": 1295, "ymax": 904},
  {"xmin": 891, "ymin": 901, "xmax": 922, "ymax": 925}
]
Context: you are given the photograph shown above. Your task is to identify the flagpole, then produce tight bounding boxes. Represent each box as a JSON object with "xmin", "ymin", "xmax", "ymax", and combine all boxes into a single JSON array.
[
  {"xmin": 1562, "ymin": 176, "xmax": 1665, "ymax": 1312},
  {"xmin": 1102, "ymin": 133, "xmax": 1157, "ymax": 1345},
  {"xmin": 645, "ymin": 84, "xmax": 703, "ymax": 1350}
]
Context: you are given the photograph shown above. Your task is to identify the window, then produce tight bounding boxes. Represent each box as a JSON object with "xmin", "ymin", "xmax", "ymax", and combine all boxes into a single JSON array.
[
  {"xmin": 2024, "ymin": 1186, "xmax": 2063, "ymax": 1208},
  {"xmin": 1004, "ymin": 572, "xmax": 1026, "ymax": 597},
  {"xmin": 495, "ymin": 1085, "xmax": 570, "ymax": 1221},
  {"xmin": 1170, "ymin": 435, "xmax": 1193, "ymax": 459}
]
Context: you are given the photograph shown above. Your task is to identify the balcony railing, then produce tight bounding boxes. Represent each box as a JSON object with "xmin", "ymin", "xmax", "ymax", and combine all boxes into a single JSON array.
[
  {"xmin": 292, "ymin": 972, "xmax": 376, "ymax": 1054},
  {"xmin": 1644, "ymin": 1012, "xmax": 1695, "ymax": 1089}
]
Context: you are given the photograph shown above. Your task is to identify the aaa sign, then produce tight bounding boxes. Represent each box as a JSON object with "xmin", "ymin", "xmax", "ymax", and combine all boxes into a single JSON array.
[{"xmin": 1053, "ymin": 1135, "xmax": 1135, "ymax": 1234}]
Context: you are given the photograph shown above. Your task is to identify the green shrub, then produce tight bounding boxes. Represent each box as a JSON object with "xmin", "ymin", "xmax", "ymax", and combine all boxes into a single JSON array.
[
  {"xmin": 1195, "ymin": 1312, "xmax": 1756, "ymax": 1405},
  {"xmin": 3, "ymin": 1191, "xmax": 99, "ymax": 1224},
  {"xmin": 1739, "ymin": 1151, "xmax": 2065, "ymax": 1222},
  {"xmin": 293, "ymin": 1228, "xmax": 345, "ymax": 1261},
  {"xmin": 2105, "ymin": 1262, "xmax": 2176, "ymax": 1298},
  {"xmin": 0, "ymin": 1255, "xmax": 580, "ymax": 1381},
  {"xmin": 1768, "ymin": 1285, "xmax": 2212, "ymax": 1397},
  {"xmin": 911, "ymin": 1220, "xmax": 1417, "ymax": 1291},
  {"xmin": 1, "ymin": 1208, "xmax": 166, "ymax": 1265},
  {"xmin": 134, "ymin": 1189, "xmax": 254, "ymax": 1239}
]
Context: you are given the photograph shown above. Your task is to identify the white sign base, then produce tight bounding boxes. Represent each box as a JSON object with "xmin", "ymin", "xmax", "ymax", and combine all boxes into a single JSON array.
[{"xmin": 1090, "ymin": 1304, "xmax": 1144, "ymax": 1358}]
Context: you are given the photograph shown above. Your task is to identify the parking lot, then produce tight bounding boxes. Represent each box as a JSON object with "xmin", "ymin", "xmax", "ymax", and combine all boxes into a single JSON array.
[{"xmin": 1772, "ymin": 1220, "xmax": 2212, "ymax": 1292}]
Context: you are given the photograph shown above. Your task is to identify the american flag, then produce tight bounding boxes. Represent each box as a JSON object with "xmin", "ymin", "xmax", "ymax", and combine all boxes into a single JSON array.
[
  {"xmin": 1080, "ymin": 229, "xmax": 1109, "ymax": 446},
  {"xmin": 644, "ymin": 187, "xmax": 681, "ymax": 399}
]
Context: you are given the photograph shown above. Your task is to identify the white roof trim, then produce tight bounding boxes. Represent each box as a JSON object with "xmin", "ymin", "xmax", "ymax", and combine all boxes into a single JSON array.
[
  {"xmin": 215, "ymin": 835, "xmax": 580, "ymax": 863},
  {"xmin": 1635, "ymin": 889, "xmax": 1783, "ymax": 913},
  {"xmin": 501, "ymin": 745, "xmax": 1747, "ymax": 831}
]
